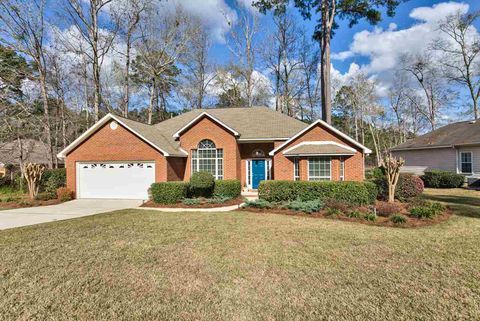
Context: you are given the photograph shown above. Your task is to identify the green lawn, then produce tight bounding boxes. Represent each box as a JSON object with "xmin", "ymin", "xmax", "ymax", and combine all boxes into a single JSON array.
[{"xmin": 1, "ymin": 189, "xmax": 480, "ymax": 320}]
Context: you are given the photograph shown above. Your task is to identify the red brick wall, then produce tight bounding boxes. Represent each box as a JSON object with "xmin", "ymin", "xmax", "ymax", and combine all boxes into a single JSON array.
[
  {"xmin": 273, "ymin": 124, "xmax": 365, "ymax": 181},
  {"xmin": 65, "ymin": 120, "xmax": 167, "ymax": 196},
  {"xmin": 178, "ymin": 116, "xmax": 240, "ymax": 181}
]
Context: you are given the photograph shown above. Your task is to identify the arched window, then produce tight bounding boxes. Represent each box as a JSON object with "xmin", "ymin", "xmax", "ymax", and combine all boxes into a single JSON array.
[{"xmin": 191, "ymin": 139, "xmax": 223, "ymax": 179}]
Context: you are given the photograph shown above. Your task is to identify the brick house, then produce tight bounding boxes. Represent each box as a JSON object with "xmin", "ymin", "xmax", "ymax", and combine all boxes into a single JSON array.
[{"xmin": 58, "ymin": 107, "xmax": 371, "ymax": 199}]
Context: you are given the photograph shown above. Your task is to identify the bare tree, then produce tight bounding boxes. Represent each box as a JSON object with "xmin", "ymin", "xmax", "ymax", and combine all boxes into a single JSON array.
[
  {"xmin": 179, "ymin": 18, "xmax": 216, "ymax": 109},
  {"xmin": 226, "ymin": 8, "xmax": 259, "ymax": 107},
  {"xmin": 402, "ymin": 53, "xmax": 452, "ymax": 130},
  {"xmin": 299, "ymin": 30, "xmax": 320, "ymax": 121},
  {"xmin": 111, "ymin": 0, "xmax": 150, "ymax": 117},
  {"xmin": 432, "ymin": 10, "xmax": 480, "ymax": 120},
  {"xmin": 0, "ymin": 0, "xmax": 55, "ymax": 168},
  {"xmin": 61, "ymin": 0, "xmax": 118, "ymax": 121}
]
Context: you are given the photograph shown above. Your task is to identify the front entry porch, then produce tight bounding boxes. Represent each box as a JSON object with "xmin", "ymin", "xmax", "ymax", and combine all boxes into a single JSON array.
[{"xmin": 245, "ymin": 159, "xmax": 271, "ymax": 190}]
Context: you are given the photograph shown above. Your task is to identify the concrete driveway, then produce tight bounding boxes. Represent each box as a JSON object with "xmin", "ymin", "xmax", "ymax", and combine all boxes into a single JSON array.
[{"xmin": 0, "ymin": 199, "xmax": 143, "ymax": 230}]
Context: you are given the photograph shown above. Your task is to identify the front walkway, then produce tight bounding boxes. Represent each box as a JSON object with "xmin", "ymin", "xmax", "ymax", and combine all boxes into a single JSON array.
[{"xmin": 0, "ymin": 199, "xmax": 142, "ymax": 230}]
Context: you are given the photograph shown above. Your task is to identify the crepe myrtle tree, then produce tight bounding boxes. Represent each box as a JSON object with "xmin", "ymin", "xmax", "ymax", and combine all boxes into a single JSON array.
[
  {"xmin": 254, "ymin": 0, "xmax": 403, "ymax": 124},
  {"xmin": 380, "ymin": 154, "xmax": 405, "ymax": 203}
]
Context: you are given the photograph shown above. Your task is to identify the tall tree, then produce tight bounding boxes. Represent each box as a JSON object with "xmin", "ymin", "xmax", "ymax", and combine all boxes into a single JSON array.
[
  {"xmin": 111, "ymin": 0, "xmax": 150, "ymax": 117},
  {"xmin": 62, "ymin": 0, "xmax": 118, "ymax": 122},
  {"xmin": 0, "ymin": 0, "xmax": 55, "ymax": 168},
  {"xmin": 432, "ymin": 10, "xmax": 480, "ymax": 120},
  {"xmin": 255, "ymin": 0, "xmax": 402, "ymax": 124}
]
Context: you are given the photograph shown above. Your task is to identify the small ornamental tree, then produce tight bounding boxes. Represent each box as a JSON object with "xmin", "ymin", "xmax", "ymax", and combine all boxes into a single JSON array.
[
  {"xmin": 23, "ymin": 163, "xmax": 45, "ymax": 199},
  {"xmin": 380, "ymin": 154, "xmax": 405, "ymax": 203}
]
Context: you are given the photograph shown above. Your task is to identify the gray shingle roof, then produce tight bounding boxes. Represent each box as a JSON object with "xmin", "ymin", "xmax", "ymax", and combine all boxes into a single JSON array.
[
  {"xmin": 115, "ymin": 107, "xmax": 309, "ymax": 156},
  {"xmin": 391, "ymin": 120, "xmax": 480, "ymax": 151}
]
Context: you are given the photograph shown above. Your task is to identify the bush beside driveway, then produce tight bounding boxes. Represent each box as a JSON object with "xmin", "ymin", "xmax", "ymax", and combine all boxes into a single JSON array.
[{"xmin": 1, "ymin": 189, "xmax": 480, "ymax": 321}]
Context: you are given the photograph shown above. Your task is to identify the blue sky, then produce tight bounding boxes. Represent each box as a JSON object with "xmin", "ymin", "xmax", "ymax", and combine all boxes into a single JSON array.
[{"xmin": 209, "ymin": 0, "xmax": 480, "ymax": 76}]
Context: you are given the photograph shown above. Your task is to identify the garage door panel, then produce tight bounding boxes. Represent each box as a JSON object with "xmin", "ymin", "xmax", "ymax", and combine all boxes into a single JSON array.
[{"xmin": 77, "ymin": 162, "xmax": 155, "ymax": 199}]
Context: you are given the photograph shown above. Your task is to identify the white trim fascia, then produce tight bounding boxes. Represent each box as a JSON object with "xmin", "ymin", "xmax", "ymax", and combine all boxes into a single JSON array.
[
  {"xmin": 285, "ymin": 153, "xmax": 355, "ymax": 157},
  {"xmin": 269, "ymin": 120, "xmax": 372, "ymax": 156},
  {"xmin": 391, "ymin": 145, "xmax": 453, "ymax": 152},
  {"xmin": 178, "ymin": 147, "xmax": 188, "ymax": 156},
  {"xmin": 57, "ymin": 113, "xmax": 171, "ymax": 158},
  {"xmin": 282, "ymin": 141, "xmax": 357, "ymax": 155},
  {"xmin": 173, "ymin": 112, "xmax": 240, "ymax": 138},
  {"xmin": 237, "ymin": 137, "xmax": 289, "ymax": 142}
]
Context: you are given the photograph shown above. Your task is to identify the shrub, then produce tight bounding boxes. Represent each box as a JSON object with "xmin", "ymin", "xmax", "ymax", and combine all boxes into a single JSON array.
[
  {"xmin": 35, "ymin": 192, "xmax": 56, "ymax": 201},
  {"xmin": 421, "ymin": 170, "xmax": 464, "ymax": 188},
  {"xmin": 391, "ymin": 214, "xmax": 407, "ymax": 224},
  {"xmin": 41, "ymin": 168, "xmax": 66, "ymax": 194},
  {"xmin": 410, "ymin": 201, "xmax": 445, "ymax": 219},
  {"xmin": 325, "ymin": 207, "xmax": 342, "ymax": 216},
  {"xmin": 213, "ymin": 180, "xmax": 241, "ymax": 198},
  {"xmin": 258, "ymin": 180, "xmax": 377, "ymax": 206},
  {"xmin": 4, "ymin": 196, "xmax": 20, "ymax": 202},
  {"xmin": 366, "ymin": 167, "xmax": 385, "ymax": 180},
  {"xmin": 242, "ymin": 199, "xmax": 274, "ymax": 209},
  {"xmin": 375, "ymin": 174, "xmax": 424, "ymax": 201},
  {"xmin": 0, "ymin": 175, "xmax": 12, "ymax": 188},
  {"xmin": 150, "ymin": 182, "xmax": 188, "ymax": 204},
  {"xmin": 287, "ymin": 199, "xmax": 323, "ymax": 213},
  {"xmin": 323, "ymin": 198, "xmax": 350, "ymax": 213},
  {"xmin": 207, "ymin": 196, "xmax": 232, "ymax": 204},
  {"xmin": 376, "ymin": 202, "xmax": 403, "ymax": 217},
  {"xmin": 364, "ymin": 212, "xmax": 377, "ymax": 221},
  {"xmin": 182, "ymin": 198, "xmax": 201, "ymax": 205},
  {"xmin": 347, "ymin": 210, "xmax": 362, "ymax": 218},
  {"xmin": 396, "ymin": 174, "xmax": 424, "ymax": 201},
  {"xmin": 190, "ymin": 172, "xmax": 215, "ymax": 197},
  {"xmin": 57, "ymin": 187, "xmax": 74, "ymax": 202}
]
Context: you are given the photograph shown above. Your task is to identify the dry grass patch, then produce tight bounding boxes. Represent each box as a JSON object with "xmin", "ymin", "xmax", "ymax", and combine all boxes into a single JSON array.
[{"xmin": 1, "ymin": 194, "xmax": 480, "ymax": 320}]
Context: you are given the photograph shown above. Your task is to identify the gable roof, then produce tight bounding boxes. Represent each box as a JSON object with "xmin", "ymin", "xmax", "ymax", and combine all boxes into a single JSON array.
[
  {"xmin": 57, "ymin": 114, "xmax": 187, "ymax": 158},
  {"xmin": 269, "ymin": 119, "xmax": 372, "ymax": 156},
  {"xmin": 156, "ymin": 107, "xmax": 308, "ymax": 140},
  {"xmin": 391, "ymin": 120, "xmax": 480, "ymax": 151},
  {"xmin": 283, "ymin": 141, "xmax": 357, "ymax": 156},
  {"xmin": 172, "ymin": 112, "xmax": 240, "ymax": 138}
]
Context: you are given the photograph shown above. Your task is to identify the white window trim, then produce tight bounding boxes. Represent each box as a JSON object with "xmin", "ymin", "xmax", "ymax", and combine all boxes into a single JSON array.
[
  {"xmin": 307, "ymin": 157, "xmax": 332, "ymax": 181},
  {"xmin": 460, "ymin": 151, "xmax": 473, "ymax": 174},
  {"xmin": 245, "ymin": 158, "xmax": 272, "ymax": 189},
  {"xmin": 293, "ymin": 157, "xmax": 300, "ymax": 181},
  {"xmin": 191, "ymin": 140, "xmax": 224, "ymax": 180},
  {"xmin": 340, "ymin": 157, "xmax": 345, "ymax": 181}
]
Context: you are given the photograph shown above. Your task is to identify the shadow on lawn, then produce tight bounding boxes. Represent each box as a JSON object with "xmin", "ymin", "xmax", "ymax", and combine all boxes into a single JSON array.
[{"xmin": 423, "ymin": 194, "xmax": 480, "ymax": 219}]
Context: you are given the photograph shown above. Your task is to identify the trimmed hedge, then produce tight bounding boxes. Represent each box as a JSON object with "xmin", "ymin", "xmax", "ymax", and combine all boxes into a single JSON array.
[
  {"xmin": 213, "ymin": 179, "xmax": 241, "ymax": 198},
  {"xmin": 258, "ymin": 180, "xmax": 377, "ymax": 206},
  {"xmin": 150, "ymin": 182, "xmax": 188, "ymax": 204},
  {"xmin": 375, "ymin": 173, "xmax": 424, "ymax": 201},
  {"xmin": 421, "ymin": 170, "xmax": 464, "ymax": 188},
  {"xmin": 190, "ymin": 172, "xmax": 215, "ymax": 197}
]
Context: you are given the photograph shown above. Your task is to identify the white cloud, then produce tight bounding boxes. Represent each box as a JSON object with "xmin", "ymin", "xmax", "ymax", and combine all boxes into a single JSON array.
[{"xmin": 331, "ymin": 1, "xmax": 475, "ymax": 95}]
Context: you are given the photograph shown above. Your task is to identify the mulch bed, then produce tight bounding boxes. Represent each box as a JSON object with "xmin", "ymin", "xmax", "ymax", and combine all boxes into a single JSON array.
[
  {"xmin": 141, "ymin": 197, "xmax": 244, "ymax": 209},
  {"xmin": 0, "ymin": 198, "xmax": 61, "ymax": 210},
  {"xmin": 237, "ymin": 201, "xmax": 452, "ymax": 228}
]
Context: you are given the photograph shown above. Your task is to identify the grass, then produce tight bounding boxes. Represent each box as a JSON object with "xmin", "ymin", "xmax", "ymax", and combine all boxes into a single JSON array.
[{"xmin": 1, "ymin": 189, "xmax": 480, "ymax": 320}]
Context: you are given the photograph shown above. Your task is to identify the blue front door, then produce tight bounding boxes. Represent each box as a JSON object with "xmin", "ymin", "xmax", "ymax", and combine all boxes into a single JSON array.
[{"xmin": 252, "ymin": 159, "xmax": 266, "ymax": 189}]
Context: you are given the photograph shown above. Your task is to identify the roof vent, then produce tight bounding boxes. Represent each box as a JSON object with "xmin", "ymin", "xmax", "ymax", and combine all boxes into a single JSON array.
[{"xmin": 470, "ymin": 120, "xmax": 476, "ymax": 124}]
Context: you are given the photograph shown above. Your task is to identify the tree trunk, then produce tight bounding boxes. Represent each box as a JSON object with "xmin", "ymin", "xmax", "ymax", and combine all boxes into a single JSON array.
[
  {"xmin": 319, "ymin": 0, "xmax": 333, "ymax": 124},
  {"xmin": 123, "ymin": 33, "xmax": 131, "ymax": 118},
  {"xmin": 38, "ymin": 67, "xmax": 54, "ymax": 169},
  {"xmin": 91, "ymin": 3, "xmax": 101, "ymax": 122}
]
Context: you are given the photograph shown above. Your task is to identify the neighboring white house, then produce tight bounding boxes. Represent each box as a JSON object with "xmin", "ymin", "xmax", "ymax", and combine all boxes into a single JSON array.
[{"xmin": 391, "ymin": 120, "xmax": 480, "ymax": 184}]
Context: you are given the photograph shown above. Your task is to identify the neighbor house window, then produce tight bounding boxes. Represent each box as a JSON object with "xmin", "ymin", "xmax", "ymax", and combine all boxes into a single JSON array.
[
  {"xmin": 460, "ymin": 152, "xmax": 473, "ymax": 174},
  {"xmin": 308, "ymin": 157, "xmax": 331, "ymax": 181},
  {"xmin": 294, "ymin": 158, "xmax": 300, "ymax": 181},
  {"xmin": 340, "ymin": 157, "xmax": 345, "ymax": 181},
  {"xmin": 192, "ymin": 139, "xmax": 223, "ymax": 179}
]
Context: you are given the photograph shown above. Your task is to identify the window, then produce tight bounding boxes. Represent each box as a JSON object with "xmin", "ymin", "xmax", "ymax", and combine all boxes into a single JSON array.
[
  {"xmin": 460, "ymin": 152, "xmax": 473, "ymax": 174},
  {"xmin": 294, "ymin": 158, "xmax": 300, "ymax": 181},
  {"xmin": 340, "ymin": 157, "xmax": 345, "ymax": 181},
  {"xmin": 192, "ymin": 139, "xmax": 223, "ymax": 179},
  {"xmin": 308, "ymin": 157, "xmax": 331, "ymax": 181}
]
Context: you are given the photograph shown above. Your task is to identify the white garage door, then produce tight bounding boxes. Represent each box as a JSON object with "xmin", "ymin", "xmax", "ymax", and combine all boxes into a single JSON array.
[{"xmin": 77, "ymin": 162, "xmax": 155, "ymax": 199}]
